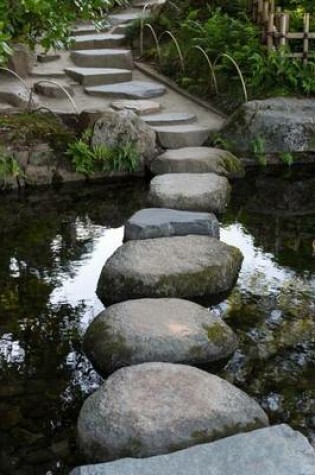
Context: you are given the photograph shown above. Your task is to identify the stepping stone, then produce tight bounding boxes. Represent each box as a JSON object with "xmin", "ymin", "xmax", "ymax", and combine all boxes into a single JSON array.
[
  {"xmin": 111, "ymin": 99, "xmax": 161, "ymax": 115},
  {"xmin": 31, "ymin": 70, "xmax": 66, "ymax": 78},
  {"xmin": 86, "ymin": 81, "xmax": 166, "ymax": 100},
  {"xmin": 108, "ymin": 12, "xmax": 144, "ymax": 25},
  {"xmin": 150, "ymin": 147, "xmax": 245, "ymax": 178},
  {"xmin": 77, "ymin": 363, "xmax": 268, "ymax": 462},
  {"xmin": 124, "ymin": 208, "xmax": 220, "ymax": 241},
  {"xmin": 33, "ymin": 81, "xmax": 74, "ymax": 98},
  {"xmin": 64, "ymin": 67, "xmax": 132, "ymax": 87},
  {"xmin": 83, "ymin": 299, "xmax": 238, "ymax": 376},
  {"xmin": 111, "ymin": 24, "xmax": 130, "ymax": 34},
  {"xmin": 70, "ymin": 49, "xmax": 133, "ymax": 70},
  {"xmin": 143, "ymin": 112, "xmax": 197, "ymax": 126},
  {"xmin": 149, "ymin": 173, "xmax": 231, "ymax": 214},
  {"xmin": 0, "ymin": 87, "xmax": 31, "ymax": 108},
  {"xmin": 153, "ymin": 124, "xmax": 211, "ymax": 149},
  {"xmin": 37, "ymin": 53, "xmax": 60, "ymax": 63},
  {"xmin": 70, "ymin": 424, "xmax": 315, "ymax": 475},
  {"xmin": 70, "ymin": 24, "xmax": 110, "ymax": 36},
  {"xmin": 96, "ymin": 235, "xmax": 243, "ymax": 305},
  {"xmin": 70, "ymin": 33, "xmax": 125, "ymax": 50}
]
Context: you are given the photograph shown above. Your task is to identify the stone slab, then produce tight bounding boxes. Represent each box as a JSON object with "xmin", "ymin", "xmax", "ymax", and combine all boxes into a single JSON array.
[
  {"xmin": 149, "ymin": 146, "xmax": 245, "ymax": 178},
  {"xmin": 70, "ymin": 24, "xmax": 109, "ymax": 36},
  {"xmin": 153, "ymin": 124, "xmax": 211, "ymax": 149},
  {"xmin": 142, "ymin": 112, "xmax": 197, "ymax": 126},
  {"xmin": 96, "ymin": 235, "xmax": 243, "ymax": 305},
  {"xmin": 70, "ymin": 49, "xmax": 134, "ymax": 70},
  {"xmin": 124, "ymin": 208, "xmax": 220, "ymax": 240},
  {"xmin": 70, "ymin": 33, "xmax": 125, "ymax": 50},
  {"xmin": 108, "ymin": 12, "xmax": 144, "ymax": 25},
  {"xmin": 65, "ymin": 67, "xmax": 132, "ymax": 86},
  {"xmin": 110, "ymin": 99, "xmax": 161, "ymax": 115},
  {"xmin": 84, "ymin": 298, "xmax": 238, "ymax": 376},
  {"xmin": 149, "ymin": 173, "xmax": 231, "ymax": 214},
  {"xmin": 33, "ymin": 81, "xmax": 74, "ymax": 98},
  {"xmin": 76, "ymin": 363, "xmax": 268, "ymax": 462},
  {"xmin": 70, "ymin": 424, "xmax": 315, "ymax": 475},
  {"xmin": 85, "ymin": 81, "xmax": 166, "ymax": 99}
]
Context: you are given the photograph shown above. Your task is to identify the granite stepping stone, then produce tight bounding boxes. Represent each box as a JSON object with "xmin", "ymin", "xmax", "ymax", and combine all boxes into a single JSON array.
[
  {"xmin": 33, "ymin": 81, "xmax": 74, "ymax": 98},
  {"xmin": 85, "ymin": 81, "xmax": 166, "ymax": 100},
  {"xmin": 124, "ymin": 208, "xmax": 220, "ymax": 241},
  {"xmin": 96, "ymin": 235, "xmax": 243, "ymax": 305},
  {"xmin": 110, "ymin": 99, "xmax": 161, "ymax": 115},
  {"xmin": 70, "ymin": 49, "xmax": 133, "ymax": 70},
  {"xmin": 148, "ymin": 173, "xmax": 231, "ymax": 214},
  {"xmin": 70, "ymin": 33, "xmax": 125, "ymax": 50},
  {"xmin": 108, "ymin": 12, "xmax": 145, "ymax": 25},
  {"xmin": 65, "ymin": 67, "xmax": 132, "ymax": 87},
  {"xmin": 70, "ymin": 24, "xmax": 110, "ymax": 36},
  {"xmin": 150, "ymin": 146, "xmax": 245, "ymax": 178},
  {"xmin": 76, "ymin": 363, "xmax": 268, "ymax": 462},
  {"xmin": 153, "ymin": 124, "xmax": 212, "ymax": 148},
  {"xmin": 70, "ymin": 424, "xmax": 315, "ymax": 475},
  {"xmin": 142, "ymin": 112, "xmax": 197, "ymax": 126},
  {"xmin": 83, "ymin": 298, "xmax": 238, "ymax": 376}
]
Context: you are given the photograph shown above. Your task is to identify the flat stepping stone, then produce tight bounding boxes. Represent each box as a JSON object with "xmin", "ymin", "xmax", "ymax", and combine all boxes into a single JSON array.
[
  {"xmin": 149, "ymin": 173, "xmax": 231, "ymax": 214},
  {"xmin": 150, "ymin": 147, "xmax": 245, "ymax": 178},
  {"xmin": 108, "ymin": 12, "xmax": 144, "ymax": 25},
  {"xmin": 70, "ymin": 49, "xmax": 133, "ymax": 70},
  {"xmin": 96, "ymin": 235, "xmax": 243, "ymax": 305},
  {"xmin": 70, "ymin": 424, "xmax": 315, "ymax": 475},
  {"xmin": 111, "ymin": 24, "xmax": 130, "ymax": 34},
  {"xmin": 33, "ymin": 81, "xmax": 74, "ymax": 98},
  {"xmin": 83, "ymin": 299, "xmax": 238, "ymax": 376},
  {"xmin": 70, "ymin": 33, "xmax": 125, "ymax": 50},
  {"xmin": 154, "ymin": 124, "xmax": 211, "ymax": 149},
  {"xmin": 37, "ymin": 53, "xmax": 60, "ymax": 63},
  {"xmin": 77, "ymin": 363, "xmax": 268, "ymax": 462},
  {"xmin": 85, "ymin": 81, "xmax": 166, "ymax": 99},
  {"xmin": 111, "ymin": 99, "xmax": 161, "ymax": 115},
  {"xmin": 31, "ymin": 70, "xmax": 66, "ymax": 78},
  {"xmin": 64, "ymin": 67, "xmax": 132, "ymax": 87},
  {"xmin": 70, "ymin": 24, "xmax": 110, "ymax": 36},
  {"xmin": 124, "ymin": 208, "xmax": 219, "ymax": 241},
  {"xmin": 143, "ymin": 112, "xmax": 197, "ymax": 126}
]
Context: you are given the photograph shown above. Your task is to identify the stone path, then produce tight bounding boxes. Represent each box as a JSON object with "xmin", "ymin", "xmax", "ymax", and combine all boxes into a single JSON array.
[{"xmin": 7, "ymin": 0, "xmax": 310, "ymax": 472}]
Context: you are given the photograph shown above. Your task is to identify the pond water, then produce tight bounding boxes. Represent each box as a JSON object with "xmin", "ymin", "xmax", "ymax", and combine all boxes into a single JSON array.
[{"xmin": 0, "ymin": 169, "xmax": 314, "ymax": 475}]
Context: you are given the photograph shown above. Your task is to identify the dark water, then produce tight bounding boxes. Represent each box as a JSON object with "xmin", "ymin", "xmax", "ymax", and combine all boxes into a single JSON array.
[{"xmin": 0, "ymin": 169, "xmax": 314, "ymax": 474}]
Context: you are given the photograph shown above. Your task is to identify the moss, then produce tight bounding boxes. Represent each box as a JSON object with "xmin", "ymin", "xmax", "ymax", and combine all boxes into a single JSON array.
[
  {"xmin": 204, "ymin": 322, "xmax": 230, "ymax": 347},
  {"xmin": 220, "ymin": 153, "xmax": 245, "ymax": 178},
  {"xmin": 0, "ymin": 111, "xmax": 75, "ymax": 152}
]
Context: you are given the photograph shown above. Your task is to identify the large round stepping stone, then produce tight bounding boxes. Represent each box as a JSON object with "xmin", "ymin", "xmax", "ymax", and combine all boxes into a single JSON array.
[
  {"xmin": 77, "ymin": 363, "xmax": 269, "ymax": 462},
  {"xmin": 85, "ymin": 81, "xmax": 166, "ymax": 100},
  {"xmin": 124, "ymin": 208, "xmax": 219, "ymax": 241},
  {"xmin": 153, "ymin": 125, "xmax": 211, "ymax": 149},
  {"xmin": 83, "ymin": 298, "xmax": 238, "ymax": 376},
  {"xmin": 148, "ymin": 173, "xmax": 231, "ymax": 214},
  {"xmin": 96, "ymin": 235, "xmax": 243, "ymax": 305},
  {"xmin": 150, "ymin": 147, "xmax": 245, "ymax": 179},
  {"xmin": 70, "ymin": 424, "xmax": 315, "ymax": 475}
]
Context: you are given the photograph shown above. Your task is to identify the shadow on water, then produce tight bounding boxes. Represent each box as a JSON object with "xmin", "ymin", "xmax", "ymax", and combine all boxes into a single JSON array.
[{"xmin": 0, "ymin": 168, "xmax": 314, "ymax": 473}]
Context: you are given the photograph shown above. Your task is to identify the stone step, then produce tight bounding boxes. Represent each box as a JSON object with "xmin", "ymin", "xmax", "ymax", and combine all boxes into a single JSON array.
[
  {"xmin": 70, "ymin": 49, "xmax": 133, "ymax": 70},
  {"xmin": 111, "ymin": 99, "xmax": 162, "ymax": 115},
  {"xmin": 64, "ymin": 67, "xmax": 132, "ymax": 87},
  {"xmin": 124, "ymin": 208, "xmax": 220, "ymax": 241},
  {"xmin": 70, "ymin": 33, "xmax": 126, "ymax": 50},
  {"xmin": 31, "ymin": 70, "xmax": 66, "ymax": 79},
  {"xmin": 85, "ymin": 81, "xmax": 166, "ymax": 100},
  {"xmin": 33, "ymin": 81, "xmax": 74, "ymax": 98},
  {"xmin": 148, "ymin": 173, "xmax": 231, "ymax": 214},
  {"xmin": 84, "ymin": 299, "xmax": 237, "ymax": 376},
  {"xmin": 76, "ymin": 363, "xmax": 267, "ymax": 463},
  {"xmin": 70, "ymin": 424, "xmax": 315, "ymax": 475},
  {"xmin": 133, "ymin": 0, "xmax": 166, "ymax": 7},
  {"xmin": 150, "ymin": 147, "xmax": 245, "ymax": 178},
  {"xmin": 153, "ymin": 124, "xmax": 212, "ymax": 149},
  {"xmin": 108, "ymin": 12, "xmax": 145, "ymax": 25},
  {"xmin": 111, "ymin": 23, "xmax": 130, "ymax": 34},
  {"xmin": 70, "ymin": 24, "xmax": 110, "ymax": 36},
  {"xmin": 143, "ymin": 112, "xmax": 197, "ymax": 126},
  {"xmin": 97, "ymin": 235, "xmax": 242, "ymax": 305}
]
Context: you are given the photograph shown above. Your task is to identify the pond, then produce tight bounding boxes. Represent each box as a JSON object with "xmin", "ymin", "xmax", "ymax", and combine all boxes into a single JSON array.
[{"xmin": 0, "ymin": 168, "xmax": 314, "ymax": 474}]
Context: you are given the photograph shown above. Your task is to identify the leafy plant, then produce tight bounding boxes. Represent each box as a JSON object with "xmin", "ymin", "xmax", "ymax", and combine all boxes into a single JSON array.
[
  {"xmin": 251, "ymin": 137, "xmax": 267, "ymax": 166},
  {"xmin": 0, "ymin": 149, "xmax": 22, "ymax": 185},
  {"xmin": 280, "ymin": 152, "xmax": 295, "ymax": 168}
]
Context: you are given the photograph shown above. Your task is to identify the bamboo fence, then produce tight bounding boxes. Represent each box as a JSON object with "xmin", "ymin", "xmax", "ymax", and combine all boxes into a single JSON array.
[{"xmin": 249, "ymin": 0, "xmax": 314, "ymax": 63}]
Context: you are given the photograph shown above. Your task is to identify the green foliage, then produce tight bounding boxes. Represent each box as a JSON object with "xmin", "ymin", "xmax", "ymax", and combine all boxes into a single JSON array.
[
  {"xmin": 250, "ymin": 137, "xmax": 267, "ymax": 166},
  {"xmin": 0, "ymin": 22, "xmax": 12, "ymax": 65},
  {"xmin": 67, "ymin": 130, "xmax": 141, "ymax": 176},
  {"xmin": 280, "ymin": 152, "xmax": 295, "ymax": 168},
  {"xmin": 0, "ymin": 148, "xmax": 22, "ymax": 184}
]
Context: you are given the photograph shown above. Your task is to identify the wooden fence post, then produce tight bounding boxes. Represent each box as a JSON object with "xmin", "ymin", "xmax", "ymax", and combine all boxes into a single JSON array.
[
  {"xmin": 303, "ymin": 13, "xmax": 310, "ymax": 64},
  {"xmin": 267, "ymin": 13, "xmax": 275, "ymax": 51}
]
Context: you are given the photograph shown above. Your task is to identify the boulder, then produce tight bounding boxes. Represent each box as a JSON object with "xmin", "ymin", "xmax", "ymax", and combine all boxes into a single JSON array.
[
  {"xmin": 71, "ymin": 424, "xmax": 315, "ymax": 475},
  {"xmin": 83, "ymin": 298, "xmax": 238, "ymax": 376},
  {"xmin": 124, "ymin": 208, "xmax": 220, "ymax": 241},
  {"xmin": 77, "ymin": 363, "xmax": 268, "ymax": 462},
  {"xmin": 150, "ymin": 147, "xmax": 245, "ymax": 178},
  {"xmin": 220, "ymin": 97, "xmax": 315, "ymax": 154},
  {"xmin": 91, "ymin": 108, "xmax": 156, "ymax": 161},
  {"xmin": 148, "ymin": 173, "xmax": 231, "ymax": 214},
  {"xmin": 96, "ymin": 235, "xmax": 243, "ymax": 305}
]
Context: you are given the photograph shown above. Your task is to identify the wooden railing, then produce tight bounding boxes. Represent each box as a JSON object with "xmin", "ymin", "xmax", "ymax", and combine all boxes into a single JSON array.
[{"xmin": 249, "ymin": 0, "xmax": 314, "ymax": 63}]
